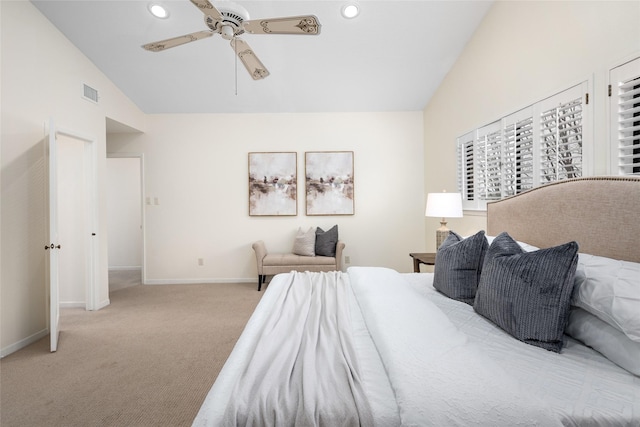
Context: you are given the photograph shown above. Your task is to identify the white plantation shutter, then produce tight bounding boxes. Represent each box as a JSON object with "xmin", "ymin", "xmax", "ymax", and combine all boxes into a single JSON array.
[
  {"xmin": 457, "ymin": 132, "xmax": 475, "ymax": 203},
  {"xmin": 539, "ymin": 94, "xmax": 583, "ymax": 183},
  {"xmin": 610, "ymin": 57, "xmax": 640, "ymax": 176},
  {"xmin": 502, "ymin": 109, "xmax": 534, "ymax": 196},
  {"xmin": 476, "ymin": 122, "xmax": 502, "ymax": 201},
  {"xmin": 457, "ymin": 81, "xmax": 590, "ymax": 210},
  {"xmin": 485, "ymin": 131, "xmax": 503, "ymax": 200}
]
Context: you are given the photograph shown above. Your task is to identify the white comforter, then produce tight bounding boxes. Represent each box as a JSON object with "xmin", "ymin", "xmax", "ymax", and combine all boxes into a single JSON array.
[
  {"xmin": 348, "ymin": 267, "xmax": 562, "ymax": 426},
  {"xmin": 193, "ymin": 268, "xmax": 563, "ymax": 426},
  {"xmin": 221, "ymin": 271, "xmax": 373, "ymax": 426}
]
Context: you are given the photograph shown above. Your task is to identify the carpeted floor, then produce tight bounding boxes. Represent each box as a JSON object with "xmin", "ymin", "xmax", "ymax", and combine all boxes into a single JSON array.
[
  {"xmin": 0, "ymin": 278, "xmax": 264, "ymax": 427},
  {"xmin": 108, "ymin": 269, "xmax": 143, "ymax": 293}
]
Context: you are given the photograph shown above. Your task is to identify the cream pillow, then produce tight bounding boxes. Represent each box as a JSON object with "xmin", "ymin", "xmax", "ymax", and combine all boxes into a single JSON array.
[{"xmin": 292, "ymin": 227, "xmax": 316, "ymax": 256}]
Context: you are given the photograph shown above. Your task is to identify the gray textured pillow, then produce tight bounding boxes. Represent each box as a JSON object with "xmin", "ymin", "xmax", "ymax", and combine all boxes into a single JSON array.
[
  {"xmin": 474, "ymin": 232, "xmax": 579, "ymax": 353},
  {"xmin": 292, "ymin": 227, "xmax": 316, "ymax": 256},
  {"xmin": 433, "ymin": 231, "xmax": 488, "ymax": 305},
  {"xmin": 315, "ymin": 225, "xmax": 338, "ymax": 257}
]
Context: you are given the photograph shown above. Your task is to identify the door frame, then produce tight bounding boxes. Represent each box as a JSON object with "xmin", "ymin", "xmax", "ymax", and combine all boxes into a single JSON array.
[{"xmin": 106, "ymin": 153, "xmax": 146, "ymax": 285}]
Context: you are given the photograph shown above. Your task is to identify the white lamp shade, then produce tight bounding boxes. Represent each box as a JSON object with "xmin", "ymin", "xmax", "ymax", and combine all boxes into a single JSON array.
[{"xmin": 425, "ymin": 192, "xmax": 463, "ymax": 218}]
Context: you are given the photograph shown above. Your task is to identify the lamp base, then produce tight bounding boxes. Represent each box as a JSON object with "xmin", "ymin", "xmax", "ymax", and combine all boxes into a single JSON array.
[
  {"xmin": 435, "ymin": 220, "xmax": 450, "ymax": 249},
  {"xmin": 436, "ymin": 229, "xmax": 451, "ymax": 249}
]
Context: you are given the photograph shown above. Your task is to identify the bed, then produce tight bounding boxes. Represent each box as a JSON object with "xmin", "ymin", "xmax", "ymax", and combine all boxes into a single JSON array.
[{"xmin": 193, "ymin": 176, "xmax": 640, "ymax": 427}]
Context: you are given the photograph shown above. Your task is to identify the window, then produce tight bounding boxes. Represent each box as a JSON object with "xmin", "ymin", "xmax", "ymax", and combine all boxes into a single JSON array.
[
  {"xmin": 610, "ymin": 57, "xmax": 640, "ymax": 176},
  {"xmin": 457, "ymin": 132, "xmax": 475, "ymax": 202},
  {"xmin": 539, "ymin": 97, "xmax": 583, "ymax": 182},
  {"xmin": 503, "ymin": 109, "xmax": 534, "ymax": 196},
  {"xmin": 457, "ymin": 82, "xmax": 590, "ymax": 210}
]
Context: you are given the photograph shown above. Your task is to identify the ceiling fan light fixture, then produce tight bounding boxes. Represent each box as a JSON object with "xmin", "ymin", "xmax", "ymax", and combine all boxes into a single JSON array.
[
  {"xmin": 149, "ymin": 3, "xmax": 169, "ymax": 19},
  {"xmin": 341, "ymin": 3, "xmax": 360, "ymax": 19},
  {"xmin": 221, "ymin": 25, "xmax": 235, "ymax": 40}
]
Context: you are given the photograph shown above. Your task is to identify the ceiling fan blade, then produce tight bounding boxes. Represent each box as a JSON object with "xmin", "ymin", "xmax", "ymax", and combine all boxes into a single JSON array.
[
  {"xmin": 142, "ymin": 30, "xmax": 214, "ymax": 52},
  {"xmin": 230, "ymin": 38, "xmax": 270, "ymax": 80},
  {"xmin": 244, "ymin": 15, "xmax": 321, "ymax": 35},
  {"xmin": 189, "ymin": 0, "xmax": 223, "ymax": 21}
]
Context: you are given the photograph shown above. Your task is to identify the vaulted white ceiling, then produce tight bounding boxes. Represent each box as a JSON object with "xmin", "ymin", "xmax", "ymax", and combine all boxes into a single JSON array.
[{"xmin": 32, "ymin": 0, "xmax": 492, "ymax": 114}]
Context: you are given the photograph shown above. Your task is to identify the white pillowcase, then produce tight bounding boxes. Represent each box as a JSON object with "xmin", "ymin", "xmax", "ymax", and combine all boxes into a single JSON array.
[
  {"xmin": 571, "ymin": 253, "xmax": 640, "ymax": 343},
  {"xmin": 292, "ymin": 227, "xmax": 316, "ymax": 256},
  {"xmin": 566, "ymin": 308, "xmax": 640, "ymax": 376},
  {"xmin": 485, "ymin": 235, "xmax": 539, "ymax": 252}
]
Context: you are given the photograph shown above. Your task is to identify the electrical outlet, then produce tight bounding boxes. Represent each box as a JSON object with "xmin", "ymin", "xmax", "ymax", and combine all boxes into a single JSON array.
[
  {"xmin": 345, "ymin": 256, "xmax": 351, "ymax": 264},
  {"xmin": 198, "ymin": 258, "xmax": 204, "ymax": 266}
]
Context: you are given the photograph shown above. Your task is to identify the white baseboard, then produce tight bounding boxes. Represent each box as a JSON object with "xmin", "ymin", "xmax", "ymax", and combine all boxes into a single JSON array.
[
  {"xmin": 60, "ymin": 302, "xmax": 86, "ymax": 308},
  {"xmin": 109, "ymin": 266, "xmax": 142, "ymax": 271},
  {"xmin": 1, "ymin": 328, "xmax": 48, "ymax": 358},
  {"xmin": 143, "ymin": 278, "xmax": 258, "ymax": 285},
  {"xmin": 59, "ymin": 300, "xmax": 110, "ymax": 310}
]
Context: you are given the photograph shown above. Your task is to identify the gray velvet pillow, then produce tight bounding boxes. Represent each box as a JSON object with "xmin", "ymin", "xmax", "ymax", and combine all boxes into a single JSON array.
[
  {"xmin": 474, "ymin": 232, "xmax": 579, "ymax": 353},
  {"xmin": 433, "ymin": 231, "xmax": 488, "ymax": 305},
  {"xmin": 315, "ymin": 225, "xmax": 338, "ymax": 257}
]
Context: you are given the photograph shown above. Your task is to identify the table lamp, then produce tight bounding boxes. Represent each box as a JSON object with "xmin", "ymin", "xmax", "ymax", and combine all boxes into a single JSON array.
[{"xmin": 425, "ymin": 191, "xmax": 463, "ymax": 249}]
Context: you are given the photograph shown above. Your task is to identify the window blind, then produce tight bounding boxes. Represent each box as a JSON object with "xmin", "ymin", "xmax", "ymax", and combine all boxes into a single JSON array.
[
  {"xmin": 457, "ymin": 81, "xmax": 590, "ymax": 210},
  {"xmin": 503, "ymin": 114, "xmax": 534, "ymax": 197},
  {"xmin": 540, "ymin": 97, "xmax": 583, "ymax": 183},
  {"xmin": 457, "ymin": 132, "xmax": 475, "ymax": 202},
  {"xmin": 610, "ymin": 58, "xmax": 640, "ymax": 176},
  {"xmin": 476, "ymin": 123, "xmax": 502, "ymax": 201}
]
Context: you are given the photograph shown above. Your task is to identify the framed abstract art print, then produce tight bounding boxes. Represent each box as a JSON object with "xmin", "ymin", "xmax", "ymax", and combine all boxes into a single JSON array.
[
  {"xmin": 305, "ymin": 151, "xmax": 354, "ymax": 215},
  {"xmin": 248, "ymin": 152, "xmax": 297, "ymax": 216}
]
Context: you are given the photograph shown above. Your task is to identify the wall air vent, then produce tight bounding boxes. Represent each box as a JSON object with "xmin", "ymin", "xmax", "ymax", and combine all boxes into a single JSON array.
[{"xmin": 83, "ymin": 83, "xmax": 99, "ymax": 104}]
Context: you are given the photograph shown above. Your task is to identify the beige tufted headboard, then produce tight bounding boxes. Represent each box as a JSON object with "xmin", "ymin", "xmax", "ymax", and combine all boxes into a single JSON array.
[{"xmin": 487, "ymin": 176, "xmax": 640, "ymax": 263}]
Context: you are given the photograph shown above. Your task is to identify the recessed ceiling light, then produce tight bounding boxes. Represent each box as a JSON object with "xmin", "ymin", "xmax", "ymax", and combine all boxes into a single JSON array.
[
  {"xmin": 341, "ymin": 3, "xmax": 359, "ymax": 19},
  {"xmin": 149, "ymin": 4, "xmax": 169, "ymax": 19}
]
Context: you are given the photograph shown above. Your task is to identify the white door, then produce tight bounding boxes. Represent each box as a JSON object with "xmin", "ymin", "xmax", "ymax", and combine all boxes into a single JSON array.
[
  {"xmin": 47, "ymin": 119, "xmax": 61, "ymax": 352},
  {"xmin": 47, "ymin": 120, "xmax": 98, "ymax": 352},
  {"xmin": 58, "ymin": 135, "xmax": 89, "ymax": 306}
]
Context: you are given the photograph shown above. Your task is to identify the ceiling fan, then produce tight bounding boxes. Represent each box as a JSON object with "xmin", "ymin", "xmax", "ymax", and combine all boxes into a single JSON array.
[{"xmin": 142, "ymin": 0, "xmax": 321, "ymax": 80}]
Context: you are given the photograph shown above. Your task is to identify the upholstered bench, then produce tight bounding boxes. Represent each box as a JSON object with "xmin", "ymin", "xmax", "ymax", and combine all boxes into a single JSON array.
[{"xmin": 252, "ymin": 240, "xmax": 345, "ymax": 291}]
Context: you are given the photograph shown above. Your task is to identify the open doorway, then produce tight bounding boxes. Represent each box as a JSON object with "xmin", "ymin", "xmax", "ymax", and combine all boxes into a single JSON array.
[{"xmin": 106, "ymin": 155, "xmax": 144, "ymax": 292}]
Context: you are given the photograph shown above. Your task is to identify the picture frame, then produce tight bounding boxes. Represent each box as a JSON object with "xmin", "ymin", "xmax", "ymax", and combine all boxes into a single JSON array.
[
  {"xmin": 248, "ymin": 152, "xmax": 297, "ymax": 216},
  {"xmin": 305, "ymin": 151, "xmax": 354, "ymax": 215}
]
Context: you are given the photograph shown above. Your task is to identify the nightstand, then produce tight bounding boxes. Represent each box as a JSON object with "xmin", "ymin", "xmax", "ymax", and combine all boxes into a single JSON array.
[{"xmin": 409, "ymin": 252, "xmax": 436, "ymax": 272}]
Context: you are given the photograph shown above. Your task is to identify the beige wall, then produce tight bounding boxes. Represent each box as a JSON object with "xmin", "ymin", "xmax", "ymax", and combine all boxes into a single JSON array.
[
  {"xmin": 2, "ymin": 1, "xmax": 425, "ymax": 355},
  {"xmin": 107, "ymin": 112, "xmax": 425, "ymax": 283},
  {"xmin": 1, "ymin": 1, "xmax": 145, "ymax": 355},
  {"xmin": 8, "ymin": 0, "xmax": 635, "ymax": 357},
  {"xmin": 423, "ymin": 0, "xmax": 640, "ymax": 252},
  {"xmin": 107, "ymin": 157, "xmax": 143, "ymax": 269}
]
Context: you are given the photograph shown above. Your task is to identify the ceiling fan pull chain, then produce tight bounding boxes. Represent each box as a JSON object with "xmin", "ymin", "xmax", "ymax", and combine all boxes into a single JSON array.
[{"xmin": 234, "ymin": 36, "xmax": 238, "ymax": 96}]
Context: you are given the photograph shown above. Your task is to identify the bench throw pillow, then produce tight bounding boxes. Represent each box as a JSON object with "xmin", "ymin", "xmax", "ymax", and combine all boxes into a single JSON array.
[
  {"xmin": 315, "ymin": 225, "xmax": 338, "ymax": 257},
  {"xmin": 292, "ymin": 227, "xmax": 316, "ymax": 256},
  {"xmin": 433, "ymin": 230, "xmax": 488, "ymax": 305},
  {"xmin": 474, "ymin": 232, "xmax": 579, "ymax": 353}
]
